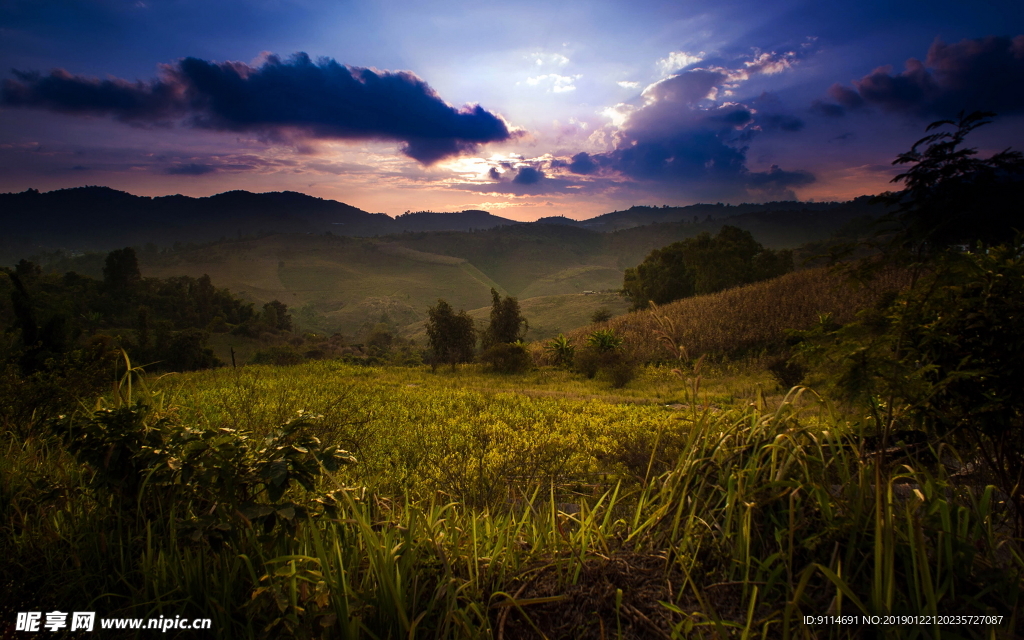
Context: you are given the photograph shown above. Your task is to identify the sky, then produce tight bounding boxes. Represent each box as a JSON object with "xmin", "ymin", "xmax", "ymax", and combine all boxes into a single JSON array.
[{"xmin": 2, "ymin": 0, "xmax": 1023, "ymax": 221}]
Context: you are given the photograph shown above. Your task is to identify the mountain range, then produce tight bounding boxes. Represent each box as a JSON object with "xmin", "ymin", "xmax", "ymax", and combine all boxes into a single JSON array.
[{"xmin": 1, "ymin": 186, "xmax": 883, "ymax": 264}]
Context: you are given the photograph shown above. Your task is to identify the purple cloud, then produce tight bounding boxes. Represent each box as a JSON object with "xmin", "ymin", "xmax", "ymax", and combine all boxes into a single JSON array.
[
  {"xmin": 2, "ymin": 53, "xmax": 513, "ymax": 164},
  {"xmin": 568, "ymin": 152, "xmax": 598, "ymax": 175},
  {"xmin": 814, "ymin": 36, "xmax": 1024, "ymax": 117},
  {"xmin": 549, "ymin": 65, "xmax": 814, "ymax": 200},
  {"xmin": 165, "ymin": 163, "xmax": 216, "ymax": 176},
  {"xmin": 512, "ymin": 166, "xmax": 544, "ymax": 185}
]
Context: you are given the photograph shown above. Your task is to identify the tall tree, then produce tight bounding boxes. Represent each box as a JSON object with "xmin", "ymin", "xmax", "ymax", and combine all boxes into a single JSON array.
[
  {"xmin": 425, "ymin": 299, "xmax": 476, "ymax": 369},
  {"xmin": 483, "ymin": 288, "xmax": 527, "ymax": 347},
  {"xmin": 262, "ymin": 300, "xmax": 292, "ymax": 332}
]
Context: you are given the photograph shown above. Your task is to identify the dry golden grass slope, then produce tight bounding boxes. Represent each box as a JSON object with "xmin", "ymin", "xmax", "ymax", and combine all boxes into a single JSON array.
[{"xmin": 564, "ymin": 266, "xmax": 912, "ymax": 361}]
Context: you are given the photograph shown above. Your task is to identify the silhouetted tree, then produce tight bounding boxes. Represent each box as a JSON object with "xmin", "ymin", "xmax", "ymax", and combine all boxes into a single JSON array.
[
  {"xmin": 103, "ymin": 247, "xmax": 141, "ymax": 292},
  {"xmin": 262, "ymin": 300, "xmax": 292, "ymax": 332},
  {"xmin": 163, "ymin": 329, "xmax": 221, "ymax": 371},
  {"xmin": 9, "ymin": 273, "xmax": 39, "ymax": 371},
  {"xmin": 366, "ymin": 323, "xmax": 395, "ymax": 356},
  {"xmin": 880, "ymin": 111, "xmax": 1024, "ymax": 253},
  {"xmin": 14, "ymin": 259, "xmax": 41, "ymax": 279}
]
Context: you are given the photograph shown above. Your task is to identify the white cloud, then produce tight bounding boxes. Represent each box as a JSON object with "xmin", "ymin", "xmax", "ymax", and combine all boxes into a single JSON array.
[
  {"xmin": 526, "ymin": 73, "xmax": 582, "ymax": 93},
  {"xmin": 656, "ymin": 51, "xmax": 705, "ymax": 76},
  {"xmin": 599, "ymin": 103, "xmax": 634, "ymax": 127},
  {"xmin": 530, "ymin": 52, "xmax": 570, "ymax": 67},
  {"xmin": 744, "ymin": 50, "xmax": 797, "ymax": 75},
  {"xmin": 617, "ymin": 80, "xmax": 641, "ymax": 89}
]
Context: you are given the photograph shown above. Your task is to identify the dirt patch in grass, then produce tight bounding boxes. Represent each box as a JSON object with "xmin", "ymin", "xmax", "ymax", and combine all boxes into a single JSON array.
[{"xmin": 496, "ymin": 552, "xmax": 679, "ymax": 639}]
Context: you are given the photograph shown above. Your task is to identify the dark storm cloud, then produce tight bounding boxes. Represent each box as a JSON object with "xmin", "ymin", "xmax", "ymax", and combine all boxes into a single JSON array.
[
  {"xmin": 568, "ymin": 152, "xmax": 598, "ymax": 175},
  {"xmin": 610, "ymin": 130, "xmax": 746, "ymax": 182},
  {"xmin": 758, "ymin": 114, "xmax": 804, "ymax": 132},
  {"xmin": 814, "ymin": 36, "xmax": 1024, "ymax": 117},
  {"xmin": 828, "ymin": 84, "xmax": 865, "ymax": 109},
  {"xmin": 455, "ymin": 173, "xmax": 579, "ymax": 196},
  {"xmin": 710, "ymin": 109, "xmax": 754, "ymax": 128},
  {"xmin": 810, "ymin": 100, "xmax": 845, "ymax": 117},
  {"xmin": 453, "ymin": 160, "xmax": 581, "ymax": 196},
  {"xmin": 854, "ymin": 59, "xmax": 936, "ymax": 112},
  {"xmin": 2, "ymin": 68, "xmax": 185, "ymax": 122},
  {"xmin": 512, "ymin": 166, "xmax": 544, "ymax": 185},
  {"xmin": 810, "ymin": 84, "xmax": 865, "ymax": 117},
  {"xmin": 1, "ymin": 53, "xmax": 513, "ymax": 164},
  {"xmin": 746, "ymin": 165, "xmax": 815, "ymax": 191}
]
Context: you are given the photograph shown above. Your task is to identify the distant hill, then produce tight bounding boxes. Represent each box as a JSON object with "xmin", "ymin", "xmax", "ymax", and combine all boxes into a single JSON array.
[
  {"xmin": 394, "ymin": 209, "xmax": 518, "ymax": 232},
  {"xmin": 549, "ymin": 197, "xmax": 882, "ymax": 233},
  {"xmin": 533, "ymin": 216, "xmax": 581, "ymax": 226},
  {"xmin": 0, "ymin": 187, "xmax": 518, "ymax": 263}
]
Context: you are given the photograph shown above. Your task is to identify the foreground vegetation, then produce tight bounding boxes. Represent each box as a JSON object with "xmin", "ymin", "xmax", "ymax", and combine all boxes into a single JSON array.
[{"xmin": 1, "ymin": 358, "xmax": 1020, "ymax": 638}]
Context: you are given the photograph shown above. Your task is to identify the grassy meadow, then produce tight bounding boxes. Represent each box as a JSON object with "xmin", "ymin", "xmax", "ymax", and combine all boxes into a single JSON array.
[{"xmin": 3, "ymin": 351, "xmax": 1020, "ymax": 638}]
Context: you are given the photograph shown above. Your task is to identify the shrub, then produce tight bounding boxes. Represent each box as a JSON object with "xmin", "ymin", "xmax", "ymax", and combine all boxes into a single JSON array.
[
  {"xmin": 544, "ymin": 333, "xmax": 575, "ymax": 367},
  {"xmin": 574, "ymin": 347, "xmax": 602, "ymax": 379},
  {"xmin": 586, "ymin": 328, "xmax": 623, "ymax": 353},
  {"xmin": 479, "ymin": 342, "xmax": 532, "ymax": 374},
  {"xmin": 574, "ymin": 329, "xmax": 635, "ymax": 387},
  {"xmin": 606, "ymin": 356, "xmax": 637, "ymax": 389},
  {"xmin": 51, "ymin": 403, "xmax": 356, "ymax": 544}
]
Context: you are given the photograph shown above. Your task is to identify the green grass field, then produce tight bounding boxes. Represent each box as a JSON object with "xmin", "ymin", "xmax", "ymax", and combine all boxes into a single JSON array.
[{"xmin": 4, "ymin": 358, "xmax": 1018, "ymax": 638}]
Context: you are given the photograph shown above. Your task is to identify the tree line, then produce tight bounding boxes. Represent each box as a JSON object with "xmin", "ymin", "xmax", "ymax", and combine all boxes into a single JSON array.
[
  {"xmin": 621, "ymin": 225, "xmax": 793, "ymax": 310},
  {"xmin": 1, "ymin": 247, "xmax": 296, "ymax": 430}
]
